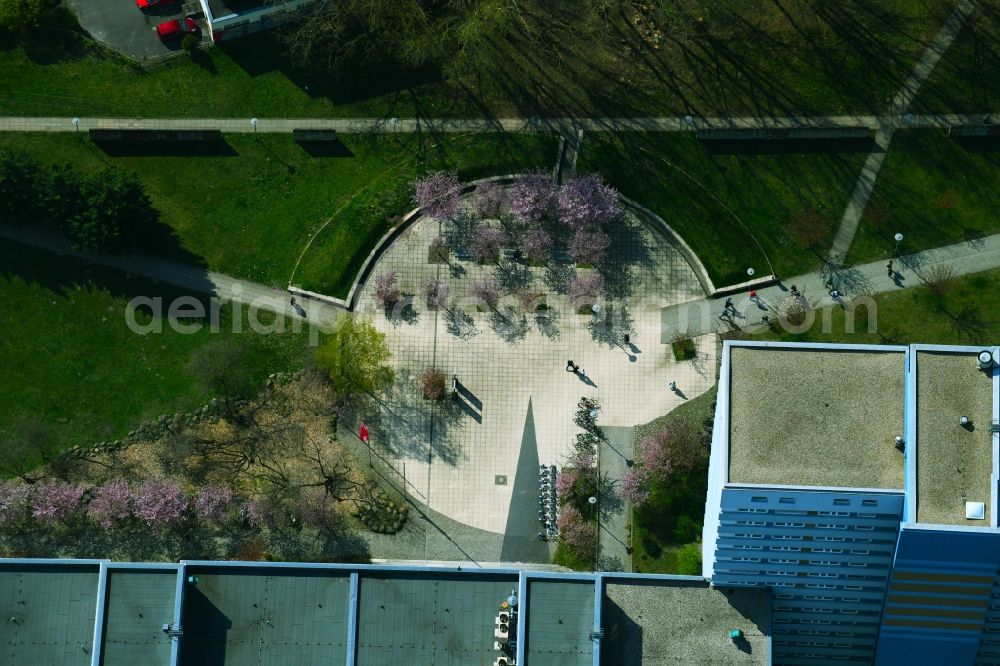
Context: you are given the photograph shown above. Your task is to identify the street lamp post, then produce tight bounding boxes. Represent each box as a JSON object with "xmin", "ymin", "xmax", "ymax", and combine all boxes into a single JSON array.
[
  {"xmin": 588, "ymin": 495, "xmax": 599, "ymax": 568},
  {"xmin": 72, "ymin": 117, "xmax": 80, "ymax": 132},
  {"xmin": 746, "ymin": 267, "xmax": 755, "ymax": 278},
  {"xmin": 250, "ymin": 118, "xmax": 258, "ymax": 134},
  {"xmin": 893, "ymin": 232, "xmax": 904, "ymax": 256}
]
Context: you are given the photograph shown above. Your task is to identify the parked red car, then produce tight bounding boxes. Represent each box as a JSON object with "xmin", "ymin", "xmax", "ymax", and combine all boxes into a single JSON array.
[
  {"xmin": 155, "ymin": 18, "xmax": 198, "ymax": 39},
  {"xmin": 136, "ymin": 0, "xmax": 177, "ymax": 9}
]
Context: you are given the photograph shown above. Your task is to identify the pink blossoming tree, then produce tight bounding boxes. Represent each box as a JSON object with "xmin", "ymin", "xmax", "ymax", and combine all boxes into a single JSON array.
[
  {"xmin": 87, "ymin": 479, "xmax": 134, "ymax": 528},
  {"xmin": 135, "ymin": 480, "xmax": 187, "ymax": 527},
  {"xmin": 31, "ymin": 481, "xmax": 85, "ymax": 522},
  {"xmin": 557, "ymin": 505, "xmax": 598, "ymax": 553},
  {"xmin": 413, "ymin": 171, "xmax": 461, "ymax": 220},
  {"xmin": 195, "ymin": 485, "xmax": 234, "ymax": 522},
  {"xmin": 557, "ymin": 174, "xmax": 621, "ymax": 229},
  {"xmin": 472, "ymin": 180, "xmax": 507, "ymax": 219},
  {"xmin": 420, "ymin": 278, "xmax": 450, "ymax": 310},
  {"xmin": 568, "ymin": 227, "xmax": 611, "ymax": 265},
  {"xmin": 568, "ymin": 272, "xmax": 605, "ymax": 308},
  {"xmin": 618, "ymin": 467, "xmax": 650, "ymax": 505},
  {"xmin": 521, "ymin": 229, "xmax": 553, "ymax": 263},
  {"xmin": 0, "ymin": 480, "xmax": 33, "ymax": 524},
  {"xmin": 508, "ymin": 173, "xmax": 557, "ymax": 221},
  {"xmin": 471, "ymin": 227, "xmax": 506, "ymax": 263},
  {"xmin": 468, "ymin": 276, "xmax": 502, "ymax": 309},
  {"xmin": 372, "ymin": 271, "xmax": 401, "ymax": 309}
]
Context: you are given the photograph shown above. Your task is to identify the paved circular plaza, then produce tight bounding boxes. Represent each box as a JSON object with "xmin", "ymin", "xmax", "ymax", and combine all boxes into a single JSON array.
[{"xmin": 353, "ymin": 190, "xmax": 717, "ymax": 559}]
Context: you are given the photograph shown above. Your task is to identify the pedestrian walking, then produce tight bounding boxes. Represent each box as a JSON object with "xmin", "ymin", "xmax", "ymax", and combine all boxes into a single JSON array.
[
  {"xmin": 624, "ymin": 334, "xmax": 631, "ymax": 345},
  {"xmin": 724, "ymin": 297, "xmax": 733, "ymax": 311},
  {"xmin": 790, "ymin": 284, "xmax": 799, "ymax": 297},
  {"xmin": 829, "ymin": 288, "xmax": 841, "ymax": 300},
  {"xmin": 566, "ymin": 360, "xmax": 576, "ymax": 373},
  {"xmin": 887, "ymin": 260, "xmax": 893, "ymax": 277},
  {"xmin": 761, "ymin": 315, "xmax": 770, "ymax": 325},
  {"xmin": 669, "ymin": 381, "xmax": 677, "ymax": 391},
  {"xmin": 290, "ymin": 296, "xmax": 296, "ymax": 306},
  {"xmin": 749, "ymin": 290, "xmax": 758, "ymax": 301}
]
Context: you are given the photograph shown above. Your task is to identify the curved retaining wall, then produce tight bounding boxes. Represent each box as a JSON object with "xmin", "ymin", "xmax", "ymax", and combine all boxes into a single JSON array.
[{"xmin": 289, "ymin": 174, "xmax": 773, "ymax": 310}]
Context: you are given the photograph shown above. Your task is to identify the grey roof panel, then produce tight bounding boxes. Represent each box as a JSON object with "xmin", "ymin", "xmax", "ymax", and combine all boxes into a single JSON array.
[
  {"xmin": 356, "ymin": 573, "xmax": 517, "ymax": 666},
  {"xmin": 101, "ymin": 570, "xmax": 177, "ymax": 666},
  {"xmin": 0, "ymin": 564, "xmax": 98, "ymax": 666},
  {"xmin": 526, "ymin": 579, "xmax": 595, "ymax": 666},
  {"xmin": 180, "ymin": 569, "xmax": 350, "ymax": 666}
]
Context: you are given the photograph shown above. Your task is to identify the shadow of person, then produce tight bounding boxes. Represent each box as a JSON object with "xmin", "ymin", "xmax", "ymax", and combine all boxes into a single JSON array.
[
  {"xmin": 671, "ymin": 386, "xmax": 688, "ymax": 400},
  {"xmin": 576, "ymin": 371, "xmax": 597, "ymax": 387},
  {"xmin": 892, "ymin": 271, "xmax": 905, "ymax": 288}
]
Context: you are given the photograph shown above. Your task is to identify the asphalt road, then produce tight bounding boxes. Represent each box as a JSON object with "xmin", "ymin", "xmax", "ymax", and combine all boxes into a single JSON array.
[{"xmin": 66, "ymin": 0, "xmax": 200, "ymax": 60}]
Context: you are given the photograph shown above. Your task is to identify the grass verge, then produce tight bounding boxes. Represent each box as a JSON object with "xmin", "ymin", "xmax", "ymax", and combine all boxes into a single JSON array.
[
  {"xmin": 0, "ymin": 239, "xmax": 308, "ymax": 462},
  {"xmin": 848, "ymin": 129, "xmax": 1000, "ymax": 266},
  {"xmin": 0, "ymin": 132, "xmax": 557, "ymax": 294},
  {"xmin": 580, "ymin": 133, "xmax": 864, "ymax": 286},
  {"xmin": 752, "ymin": 266, "xmax": 1000, "ymax": 346}
]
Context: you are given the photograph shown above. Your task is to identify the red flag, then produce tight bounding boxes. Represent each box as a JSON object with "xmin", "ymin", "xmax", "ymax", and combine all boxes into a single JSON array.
[{"xmin": 359, "ymin": 422, "xmax": 369, "ymax": 443}]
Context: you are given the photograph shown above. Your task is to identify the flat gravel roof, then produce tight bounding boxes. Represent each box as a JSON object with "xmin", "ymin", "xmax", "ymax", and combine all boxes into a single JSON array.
[
  {"xmin": 728, "ymin": 346, "xmax": 905, "ymax": 489},
  {"xmin": 603, "ymin": 579, "xmax": 769, "ymax": 665},
  {"xmin": 916, "ymin": 351, "xmax": 994, "ymax": 526}
]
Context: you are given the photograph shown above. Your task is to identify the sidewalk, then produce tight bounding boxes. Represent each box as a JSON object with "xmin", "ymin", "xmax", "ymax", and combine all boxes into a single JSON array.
[
  {"xmin": 0, "ymin": 224, "xmax": 341, "ymax": 327},
  {"xmin": 598, "ymin": 427, "xmax": 635, "ymax": 573},
  {"xmin": 0, "ymin": 113, "xmax": 996, "ymax": 134},
  {"xmin": 661, "ymin": 232, "xmax": 1000, "ymax": 341}
]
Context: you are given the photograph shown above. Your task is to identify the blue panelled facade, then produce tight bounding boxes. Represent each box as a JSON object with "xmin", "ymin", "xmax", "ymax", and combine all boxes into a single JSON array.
[
  {"xmin": 713, "ymin": 487, "xmax": 904, "ymax": 663},
  {"xmin": 874, "ymin": 528, "xmax": 1000, "ymax": 665}
]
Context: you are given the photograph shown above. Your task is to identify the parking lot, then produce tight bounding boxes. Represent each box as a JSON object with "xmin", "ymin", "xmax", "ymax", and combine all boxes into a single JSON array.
[{"xmin": 66, "ymin": 0, "xmax": 205, "ymax": 61}]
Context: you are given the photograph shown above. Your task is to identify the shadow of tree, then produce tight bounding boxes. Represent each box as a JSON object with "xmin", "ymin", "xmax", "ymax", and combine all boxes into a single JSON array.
[
  {"xmin": 493, "ymin": 260, "xmax": 535, "ymax": 292},
  {"xmin": 544, "ymin": 262, "xmax": 574, "ymax": 294},
  {"xmin": 535, "ymin": 308, "xmax": 561, "ymax": 340},
  {"xmin": 445, "ymin": 307, "xmax": 479, "ymax": 339},
  {"xmin": 587, "ymin": 304, "xmax": 635, "ymax": 348},
  {"xmin": 490, "ymin": 306, "xmax": 530, "ymax": 343},
  {"xmin": 363, "ymin": 372, "xmax": 466, "ymax": 466}
]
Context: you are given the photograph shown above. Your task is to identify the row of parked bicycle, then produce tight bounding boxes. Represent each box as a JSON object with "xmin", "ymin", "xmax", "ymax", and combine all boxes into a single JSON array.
[{"xmin": 537, "ymin": 465, "xmax": 558, "ymax": 541}]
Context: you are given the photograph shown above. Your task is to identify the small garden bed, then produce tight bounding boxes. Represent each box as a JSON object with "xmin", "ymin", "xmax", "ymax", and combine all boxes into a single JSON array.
[{"xmin": 627, "ymin": 387, "xmax": 716, "ymax": 574}]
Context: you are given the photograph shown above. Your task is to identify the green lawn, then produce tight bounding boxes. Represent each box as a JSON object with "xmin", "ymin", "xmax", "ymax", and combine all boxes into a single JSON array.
[
  {"xmin": 0, "ymin": 1, "xmax": 950, "ymax": 118},
  {"xmin": 0, "ymin": 30, "xmax": 465, "ymax": 118},
  {"xmin": 847, "ymin": 129, "xmax": 1000, "ymax": 266},
  {"xmin": 754, "ymin": 267, "xmax": 1000, "ymax": 346},
  {"xmin": 631, "ymin": 387, "xmax": 715, "ymax": 575},
  {"xmin": 914, "ymin": 4, "xmax": 1000, "ymax": 112},
  {"xmin": 579, "ymin": 133, "xmax": 864, "ymax": 287},
  {"xmin": 0, "ymin": 239, "xmax": 308, "ymax": 459},
  {"xmin": 0, "ymin": 132, "xmax": 557, "ymax": 296}
]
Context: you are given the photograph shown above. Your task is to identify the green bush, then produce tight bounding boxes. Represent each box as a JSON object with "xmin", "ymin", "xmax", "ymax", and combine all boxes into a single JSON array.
[
  {"xmin": 0, "ymin": 149, "xmax": 156, "ymax": 252},
  {"xmin": 181, "ymin": 33, "xmax": 198, "ymax": 54},
  {"xmin": 671, "ymin": 337, "xmax": 696, "ymax": 361},
  {"xmin": 675, "ymin": 543, "xmax": 702, "ymax": 575},
  {"xmin": 672, "ymin": 515, "xmax": 701, "ymax": 543}
]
